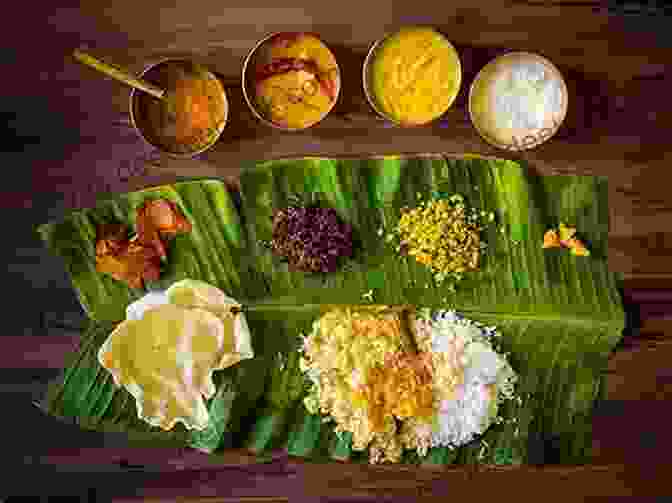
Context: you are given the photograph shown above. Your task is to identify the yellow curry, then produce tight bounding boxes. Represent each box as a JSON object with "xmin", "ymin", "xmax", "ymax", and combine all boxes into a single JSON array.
[{"xmin": 369, "ymin": 27, "xmax": 461, "ymax": 125}]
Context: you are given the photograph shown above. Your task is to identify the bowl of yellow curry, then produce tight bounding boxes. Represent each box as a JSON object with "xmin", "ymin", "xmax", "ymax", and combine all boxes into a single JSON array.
[
  {"xmin": 130, "ymin": 58, "xmax": 228, "ymax": 157},
  {"xmin": 363, "ymin": 27, "xmax": 462, "ymax": 127},
  {"xmin": 242, "ymin": 32, "xmax": 341, "ymax": 131}
]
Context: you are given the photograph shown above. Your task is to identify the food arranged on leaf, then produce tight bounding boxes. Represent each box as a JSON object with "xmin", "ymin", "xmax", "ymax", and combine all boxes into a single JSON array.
[
  {"xmin": 95, "ymin": 224, "xmax": 162, "ymax": 289},
  {"xmin": 251, "ymin": 32, "xmax": 340, "ymax": 129},
  {"xmin": 368, "ymin": 26, "xmax": 461, "ymax": 125},
  {"xmin": 299, "ymin": 305, "xmax": 518, "ymax": 464},
  {"xmin": 95, "ymin": 198, "xmax": 192, "ymax": 288},
  {"xmin": 36, "ymin": 159, "xmax": 622, "ymax": 465},
  {"xmin": 543, "ymin": 223, "xmax": 590, "ymax": 256},
  {"xmin": 269, "ymin": 206, "xmax": 354, "ymax": 273},
  {"xmin": 98, "ymin": 279, "xmax": 254, "ymax": 431},
  {"xmin": 386, "ymin": 194, "xmax": 495, "ymax": 288},
  {"xmin": 136, "ymin": 199, "xmax": 192, "ymax": 260}
]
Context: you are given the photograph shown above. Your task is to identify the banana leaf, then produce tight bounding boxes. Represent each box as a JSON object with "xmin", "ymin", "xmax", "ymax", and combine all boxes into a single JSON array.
[
  {"xmin": 36, "ymin": 180, "xmax": 248, "ymax": 324},
  {"xmin": 239, "ymin": 155, "xmax": 622, "ymax": 324},
  {"xmin": 38, "ymin": 301, "xmax": 618, "ymax": 463},
  {"xmin": 239, "ymin": 304, "xmax": 620, "ymax": 465},
  {"xmin": 37, "ymin": 155, "xmax": 624, "ymax": 465}
]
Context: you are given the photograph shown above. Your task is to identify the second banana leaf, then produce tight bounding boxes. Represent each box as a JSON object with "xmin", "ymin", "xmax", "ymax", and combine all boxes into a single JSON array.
[{"xmin": 39, "ymin": 302, "xmax": 622, "ymax": 464}]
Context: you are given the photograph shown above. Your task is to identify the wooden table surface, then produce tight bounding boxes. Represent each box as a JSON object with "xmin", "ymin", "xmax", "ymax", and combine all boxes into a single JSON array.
[{"xmin": 3, "ymin": 0, "xmax": 672, "ymax": 500}]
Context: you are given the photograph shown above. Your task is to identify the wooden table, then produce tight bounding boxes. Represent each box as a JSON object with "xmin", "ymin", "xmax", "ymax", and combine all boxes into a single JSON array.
[{"xmin": 3, "ymin": 1, "xmax": 672, "ymax": 500}]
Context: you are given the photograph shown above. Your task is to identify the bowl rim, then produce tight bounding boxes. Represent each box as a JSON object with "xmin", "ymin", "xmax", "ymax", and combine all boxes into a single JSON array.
[
  {"xmin": 129, "ymin": 57, "xmax": 229, "ymax": 159},
  {"xmin": 361, "ymin": 26, "xmax": 463, "ymax": 128},
  {"xmin": 240, "ymin": 31, "xmax": 342, "ymax": 132},
  {"xmin": 467, "ymin": 51, "xmax": 569, "ymax": 152}
]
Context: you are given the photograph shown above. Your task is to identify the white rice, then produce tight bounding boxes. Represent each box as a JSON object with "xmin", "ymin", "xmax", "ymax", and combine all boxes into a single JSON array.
[
  {"xmin": 432, "ymin": 380, "xmax": 494, "ymax": 448},
  {"xmin": 490, "ymin": 61, "xmax": 563, "ymax": 131},
  {"xmin": 421, "ymin": 310, "xmax": 518, "ymax": 449}
]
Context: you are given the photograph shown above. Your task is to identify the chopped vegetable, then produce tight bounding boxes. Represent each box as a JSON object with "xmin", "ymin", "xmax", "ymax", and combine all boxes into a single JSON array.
[
  {"xmin": 388, "ymin": 194, "xmax": 490, "ymax": 286},
  {"xmin": 542, "ymin": 223, "xmax": 590, "ymax": 256},
  {"xmin": 270, "ymin": 206, "xmax": 353, "ymax": 273}
]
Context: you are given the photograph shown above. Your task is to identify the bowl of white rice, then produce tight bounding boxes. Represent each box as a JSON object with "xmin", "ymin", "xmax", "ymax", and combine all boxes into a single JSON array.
[{"xmin": 468, "ymin": 52, "xmax": 568, "ymax": 151}]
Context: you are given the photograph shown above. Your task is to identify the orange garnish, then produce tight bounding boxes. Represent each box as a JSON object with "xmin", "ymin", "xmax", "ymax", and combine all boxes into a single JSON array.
[
  {"xmin": 567, "ymin": 237, "xmax": 590, "ymax": 256},
  {"xmin": 543, "ymin": 223, "xmax": 590, "ymax": 256},
  {"xmin": 542, "ymin": 229, "xmax": 561, "ymax": 249}
]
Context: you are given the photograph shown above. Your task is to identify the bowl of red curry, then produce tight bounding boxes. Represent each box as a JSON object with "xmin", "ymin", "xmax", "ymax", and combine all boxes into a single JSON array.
[
  {"xmin": 242, "ymin": 32, "xmax": 341, "ymax": 131},
  {"xmin": 130, "ymin": 58, "xmax": 228, "ymax": 157}
]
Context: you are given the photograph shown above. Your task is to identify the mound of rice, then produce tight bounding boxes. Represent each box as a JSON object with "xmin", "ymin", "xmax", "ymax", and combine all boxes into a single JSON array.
[
  {"xmin": 299, "ymin": 306, "xmax": 519, "ymax": 463},
  {"xmin": 416, "ymin": 309, "xmax": 518, "ymax": 450}
]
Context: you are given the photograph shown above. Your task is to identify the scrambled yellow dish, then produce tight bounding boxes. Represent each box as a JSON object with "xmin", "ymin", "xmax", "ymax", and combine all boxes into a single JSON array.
[
  {"xmin": 98, "ymin": 280, "xmax": 254, "ymax": 431},
  {"xmin": 370, "ymin": 27, "xmax": 461, "ymax": 125},
  {"xmin": 301, "ymin": 305, "xmax": 434, "ymax": 463}
]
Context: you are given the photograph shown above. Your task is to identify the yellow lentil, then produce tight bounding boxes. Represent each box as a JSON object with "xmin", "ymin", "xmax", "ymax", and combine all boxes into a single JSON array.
[{"xmin": 391, "ymin": 196, "xmax": 484, "ymax": 284}]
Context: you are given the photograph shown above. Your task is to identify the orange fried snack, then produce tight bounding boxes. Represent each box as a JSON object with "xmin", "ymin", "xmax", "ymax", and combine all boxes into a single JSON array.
[
  {"xmin": 136, "ymin": 199, "xmax": 192, "ymax": 260},
  {"xmin": 95, "ymin": 199, "xmax": 192, "ymax": 289},
  {"xmin": 95, "ymin": 226, "xmax": 162, "ymax": 289}
]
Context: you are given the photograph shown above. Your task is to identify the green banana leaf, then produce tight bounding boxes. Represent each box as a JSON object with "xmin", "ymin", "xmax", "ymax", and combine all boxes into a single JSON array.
[
  {"xmin": 38, "ymin": 303, "xmax": 303, "ymax": 454},
  {"xmin": 239, "ymin": 155, "xmax": 622, "ymax": 324},
  {"xmin": 36, "ymin": 180, "xmax": 247, "ymax": 324},
  {"xmin": 39, "ymin": 302, "xmax": 618, "ymax": 463},
  {"xmin": 239, "ymin": 305, "xmax": 620, "ymax": 465},
  {"xmin": 37, "ymin": 155, "xmax": 624, "ymax": 465}
]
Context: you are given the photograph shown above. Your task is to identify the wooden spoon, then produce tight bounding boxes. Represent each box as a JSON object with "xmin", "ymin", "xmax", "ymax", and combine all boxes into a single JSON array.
[
  {"xmin": 73, "ymin": 49, "xmax": 184, "ymax": 120},
  {"xmin": 73, "ymin": 49, "xmax": 167, "ymax": 100}
]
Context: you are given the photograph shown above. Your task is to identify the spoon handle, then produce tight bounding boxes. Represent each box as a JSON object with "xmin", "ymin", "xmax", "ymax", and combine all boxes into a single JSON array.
[{"xmin": 73, "ymin": 49, "xmax": 165, "ymax": 100}]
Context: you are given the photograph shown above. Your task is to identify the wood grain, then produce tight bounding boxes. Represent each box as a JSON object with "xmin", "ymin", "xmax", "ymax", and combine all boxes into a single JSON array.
[
  {"xmin": 85, "ymin": 463, "xmax": 672, "ymax": 501},
  {"xmin": 6, "ymin": 0, "xmax": 672, "ymax": 499},
  {"xmin": 16, "ymin": 2, "xmax": 672, "ymax": 278},
  {"xmin": 1, "ymin": 336, "xmax": 80, "ymax": 369},
  {"xmin": 62, "ymin": 1, "xmax": 672, "ymax": 275}
]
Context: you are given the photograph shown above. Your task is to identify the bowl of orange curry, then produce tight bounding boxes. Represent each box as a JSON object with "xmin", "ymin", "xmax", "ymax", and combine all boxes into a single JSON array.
[
  {"xmin": 242, "ymin": 32, "xmax": 341, "ymax": 131},
  {"xmin": 130, "ymin": 58, "xmax": 228, "ymax": 157}
]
